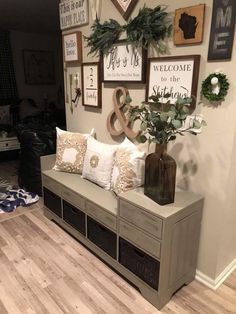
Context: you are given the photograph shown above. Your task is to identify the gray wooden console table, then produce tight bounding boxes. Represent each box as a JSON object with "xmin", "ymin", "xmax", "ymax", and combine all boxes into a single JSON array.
[{"xmin": 41, "ymin": 154, "xmax": 203, "ymax": 310}]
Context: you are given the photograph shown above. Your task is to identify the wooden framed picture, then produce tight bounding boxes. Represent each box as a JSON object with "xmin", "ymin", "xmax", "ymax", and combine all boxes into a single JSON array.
[
  {"xmin": 146, "ymin": 55, "xmax": 201, "ymax": 112},
  {"xmin": 63, "ymin": 31, "xmax": 82, "ymax": 63},
  {"xmin": 111, "ymin": 0, "xmax": 138, "ymax": 20},
  {"xmin": 82, "ymin": 62, "xmax": 101, "ymax": 108},
  {"xmin": 23, "ymin": 50, "xmax": 55, "ymax": 85},
  {"xmin": 102, "ymin": 41, "xmax": 146, "ymax": 83},
  {"xmin": 174, "ymin": 4, "xmax": 205, "ymax": 45},
  {"xmin": 59, "ymin": 0, "xmax": 89, "ymax": 30}
]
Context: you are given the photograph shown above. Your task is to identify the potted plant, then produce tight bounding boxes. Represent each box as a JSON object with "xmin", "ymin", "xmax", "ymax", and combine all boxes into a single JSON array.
[{"xmin": 130, "ymin": 94, "xmax": 206, "ymax": 205}]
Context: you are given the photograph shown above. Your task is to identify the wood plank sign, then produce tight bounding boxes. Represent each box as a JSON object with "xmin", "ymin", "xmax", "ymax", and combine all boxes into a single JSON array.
[
  {"xmin": 174, "ymin": 4, "xmax": 205, "ymax": 45},
  {"xmin": 59, "ymin": 0, "xmax": 89, "ymax": 30},
  {"xmin": 208, "ymin": 0, "xmax": 236, "ymax": 60}
]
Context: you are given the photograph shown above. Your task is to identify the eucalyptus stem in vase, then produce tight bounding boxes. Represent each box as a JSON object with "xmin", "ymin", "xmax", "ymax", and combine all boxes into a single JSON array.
[{"xmin": 130, "ymin": 94, "xmax": 206, "ymax": 205}]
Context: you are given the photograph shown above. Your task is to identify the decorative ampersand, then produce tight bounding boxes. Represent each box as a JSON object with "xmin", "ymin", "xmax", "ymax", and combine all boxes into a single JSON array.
[{"xmin": 107, "ymin": 87, "xmax": 139, "ymax": 139}]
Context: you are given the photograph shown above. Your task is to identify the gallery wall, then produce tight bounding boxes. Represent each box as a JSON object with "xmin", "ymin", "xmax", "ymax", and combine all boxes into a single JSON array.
[
  {"xmin": 61, "ymin": 0, "xmax": 236, "ymax": 283},
  {"xmin": 10, "ymin": 30, "xmax": 64, "ymax": 109}
]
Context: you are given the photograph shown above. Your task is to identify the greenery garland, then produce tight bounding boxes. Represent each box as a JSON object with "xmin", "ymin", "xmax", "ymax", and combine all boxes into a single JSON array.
[
  {"xmin": 84, "ymin": 5, "xmax": 172, "ymax": 56},
  {"xmin": 201, "ymin": 73, "xmax": 229, "ymax": 102}
]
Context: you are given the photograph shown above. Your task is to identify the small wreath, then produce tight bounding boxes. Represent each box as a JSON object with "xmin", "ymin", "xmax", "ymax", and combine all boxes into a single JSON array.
[{"xmin": 201, "ymin": 73, "xmax": 229, "ymax": 102}]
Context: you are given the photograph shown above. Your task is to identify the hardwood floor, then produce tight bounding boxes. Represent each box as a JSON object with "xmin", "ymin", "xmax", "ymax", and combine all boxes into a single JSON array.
[{"xmin": 0, "ymin": 205, "xmax": 235, "ymax": 314}]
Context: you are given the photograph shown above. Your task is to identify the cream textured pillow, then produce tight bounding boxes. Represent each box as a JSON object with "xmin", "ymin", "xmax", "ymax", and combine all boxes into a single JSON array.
[
  {"xmin": 54, "ymin": 127, "xmax": 95, "ymax": 174},
  {"xmin": 82, "ymin": 137, "xmax": 118, "ymax": 190},
  {"xmin": 111, "ymin": 138, "xmax": 146, "ymax": 194}
]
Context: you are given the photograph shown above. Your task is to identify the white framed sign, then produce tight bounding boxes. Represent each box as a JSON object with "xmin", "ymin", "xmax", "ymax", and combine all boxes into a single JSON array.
[
  {"xmin": 63, "ymin": 31, "xmax": 82, "ymax": 63},
  {"xmin": 147, "ymin": 55, "xmax": 200, "ymax": 112},
  {"xmin": 82, "ymin": 62, "xmax": 101, "ymax": 108},
  {"xmin": 102, "ymin": 42, "xmax": 146, "ymax": 83},
  {"xmin": 59, "ymin": 0, "xmax": 89, "ymax": 30}
]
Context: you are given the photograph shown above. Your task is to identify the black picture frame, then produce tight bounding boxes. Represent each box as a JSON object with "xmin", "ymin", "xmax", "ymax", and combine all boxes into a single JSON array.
[{"xmin": 23, "ymin": 50, "xmax": 55, "ymax": 85}]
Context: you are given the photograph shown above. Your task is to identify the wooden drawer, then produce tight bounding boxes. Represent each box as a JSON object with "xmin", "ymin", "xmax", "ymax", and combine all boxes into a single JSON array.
[
  {"xmin": 62, "ymin": 186, "xmax": 85, "ymax": 211},
  {"xmin": 43, "ymin": 187, "xmax": 62, "ymax": 218},
  {"xmin": 119, "ymin": 237, "xmax": 160, "ymax": 290},
  {"xmin": 119, "ymin": 220, "xmax": 161, "ymax": 259},
  {"xmin": 42, "ymin": 175, "xmax": 61, "ymax": 196},
  {"xmin": 86, "ymin": 201, "xmax": 117, "ymax": 231},
  {"xmin": 119, "ymin": 200, "xmax": 162, "ymax": 239},
  {"xmin": 63, "ymin": 201, "xmax": 86, "ymax": 235},
  {"xmin": 87, "ymin": 217, "xmax": 117, "ymax": 259},
  {"xmin": 0, "ymin": 139, "xmax": 20, "ymax": 151}
]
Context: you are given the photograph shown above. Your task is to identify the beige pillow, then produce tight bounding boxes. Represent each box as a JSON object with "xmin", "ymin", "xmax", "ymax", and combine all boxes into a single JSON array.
[
  {"xmin": 82, "ymin": 137, "xmax": 118, "ymax": 190},
  {"xmin": 111, "ymin": 138, "xmax": 146, "ymax": 194},
  {"xmin": 54, "ymin": 127, "xmax": 95, "ymax": 174}
]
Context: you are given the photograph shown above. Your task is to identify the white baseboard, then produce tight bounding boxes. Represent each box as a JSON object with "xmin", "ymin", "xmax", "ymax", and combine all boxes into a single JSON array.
[{"xmin": 195, "ymin": 257, "xmax": 236, "ymax": 290}]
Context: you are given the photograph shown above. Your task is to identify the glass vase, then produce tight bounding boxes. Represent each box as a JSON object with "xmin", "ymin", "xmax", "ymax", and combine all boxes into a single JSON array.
[{"xmin": 144, "ymin": 144, "xmax": 176, "ymax": 205}]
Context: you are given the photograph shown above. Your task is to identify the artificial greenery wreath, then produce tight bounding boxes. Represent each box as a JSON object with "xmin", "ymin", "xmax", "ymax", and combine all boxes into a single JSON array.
[
  {"xmin": 201, "ymin": 73, "xmax": 229, "ymax": 102},
  {"xmin": 84, "ymin": 5, "xmax": 172, "ymax": 56}
]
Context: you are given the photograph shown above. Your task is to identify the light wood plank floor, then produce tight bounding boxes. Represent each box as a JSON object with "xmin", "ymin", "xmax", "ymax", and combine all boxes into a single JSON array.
[{"xmin": 0, "ymin": 206, "xmax": 235, "ymax": 314}]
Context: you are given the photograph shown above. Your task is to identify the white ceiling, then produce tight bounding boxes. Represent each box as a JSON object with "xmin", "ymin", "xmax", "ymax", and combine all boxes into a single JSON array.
[{"xmin": 0, "ymin": 0, "xmax": 60, "ymax": 33}]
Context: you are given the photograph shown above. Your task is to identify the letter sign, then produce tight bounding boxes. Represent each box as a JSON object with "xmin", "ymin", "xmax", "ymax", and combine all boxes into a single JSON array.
[{"xmin": 208, "ymin": 0, "xmax": 236, "ymax": 60}]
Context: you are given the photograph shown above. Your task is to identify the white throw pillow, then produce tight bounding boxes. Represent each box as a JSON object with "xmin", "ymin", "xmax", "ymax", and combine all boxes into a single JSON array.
[
  {"xmin": 54, "ymin": 127, "xmax": 95, "ymax": 174},
  {"xmin": 82, "ymin": 137, "xmax": 118, "ymax": 190},
  {"xmin": 111, "ymin": 138, "xmax": 146, "ymax": 194}
]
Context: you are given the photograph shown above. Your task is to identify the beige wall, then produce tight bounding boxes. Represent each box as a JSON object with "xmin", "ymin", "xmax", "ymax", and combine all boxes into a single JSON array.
[
  {"xmin": 62, "ymin": 0, "xmax": 236, "ymax": 280},
  {"xmin": 10, "ymin": 30, "xmax": 64, "ymax": 109}
]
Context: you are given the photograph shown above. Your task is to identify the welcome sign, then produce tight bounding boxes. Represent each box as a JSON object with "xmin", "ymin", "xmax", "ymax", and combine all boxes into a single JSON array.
[
  {"xmin": 147, "ymin": 55, "xmax": 200, "ymax": 112},
  {"xmin": 59, "ymin": 0, "xmax": 89, "ymax": 30}
]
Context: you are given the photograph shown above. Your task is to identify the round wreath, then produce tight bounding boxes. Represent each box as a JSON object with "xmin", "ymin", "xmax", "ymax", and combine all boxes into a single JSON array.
[{"xmin": 201, "ymin": 73, "xmax": 229, "ymax": 102}]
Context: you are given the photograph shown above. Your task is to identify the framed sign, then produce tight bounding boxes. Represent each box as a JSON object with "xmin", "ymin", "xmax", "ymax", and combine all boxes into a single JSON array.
[
  {"xmin": 82, "ymin": 62, "xmax": 101, "ymax": 108},
  {"xmin": 63, "ymin": 32, "xmax": 82, "ymax": 63},
  {"xmin": 174, "ymin": 4, "xmax": 205, "ymax": 45},
  {"xmin": 23, "ymin": 50, "xmax": 55, "ymax": 85},
  {"xmin": 208, "ymin": 0, "xmax": 236, "ymax": 60},
  {"xmin": 111, "ymin": 0, "xmax": 138, "ymax": 20},
  {"xmin": 59, "ymin": 0, "xmax": 89, "ymax": 30},
  {"xmin": 102, "ymin": 42, "xmax": 146, "ymax": 83},
  {"xmin": 146, "ymin": 55, "xmax": 201, "ymax": 112}
]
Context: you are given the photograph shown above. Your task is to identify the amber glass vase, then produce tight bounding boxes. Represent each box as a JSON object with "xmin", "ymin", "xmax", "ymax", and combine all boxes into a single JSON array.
[{"xmin": 144, "ymin": 144, "xmax": 176, "ymax": 205}]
